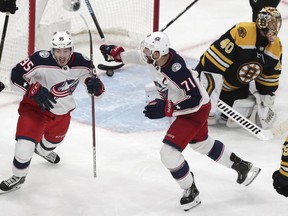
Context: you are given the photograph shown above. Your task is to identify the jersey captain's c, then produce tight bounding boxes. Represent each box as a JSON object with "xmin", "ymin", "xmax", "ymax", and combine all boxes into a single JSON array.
[
  {"xmin": 11, "ymin": 50, "xmax": 93, "ymax": 115},
  {"xmin": 196, "ymin": 22, "xmax": 282, "ymax": 95},
  {"xmin": 121, "ymin": 48, "xmax": 210, "ymax": 116},
  {"xmin": 154, "ymin": 48, "xmax": 209, "ymax": 116}
]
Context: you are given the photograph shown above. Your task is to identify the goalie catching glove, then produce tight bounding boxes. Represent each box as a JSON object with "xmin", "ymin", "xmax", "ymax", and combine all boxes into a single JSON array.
[
  {"xmin": 99, "ymin": 45, "xmax": 124, "ymax": 62},
  {"xmin": 26, "ymin": 82, "xmax": 56, "ymax": 111},
  {"xmin": 0, "ymin": 0, "xmax": 18, "ymax": 14},
  {"xmin": 85, "ymin": 77, "xmax": 105, "ymax": 96},
  {"xmin": 250, "ymin": 91, "xmax": 277, "ymax": 129},
  {"xmin": 143, "ymin": 99, "xmax": 174, "ymax": 119}
]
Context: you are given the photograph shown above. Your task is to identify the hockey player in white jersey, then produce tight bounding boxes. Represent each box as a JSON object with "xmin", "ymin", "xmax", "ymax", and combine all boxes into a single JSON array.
[
  {"xmin": 99, "ymin": 31, "xmax": 261, "ymax": 211},
  {"xmin": 0, "ymin": 31, "xmax": 105, "ymax": 193}
]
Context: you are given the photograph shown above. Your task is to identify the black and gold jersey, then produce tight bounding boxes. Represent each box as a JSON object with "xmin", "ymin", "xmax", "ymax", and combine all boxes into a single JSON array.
[
  {"xmin": 280, "ymin": 136, "xmax": 288, "ymax": 178},
  {"xmin": 196, "ymin": 22, "xmax": 282, "ymax": 95}
]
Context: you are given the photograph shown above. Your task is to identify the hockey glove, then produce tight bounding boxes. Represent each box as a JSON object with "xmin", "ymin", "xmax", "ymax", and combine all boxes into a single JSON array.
[
  {"xmin": 0, "ymin": 81, "xmax": 4, "ymax": 92},
  {"xmin": 0, "ymin": 0, "xmax": 18, "ymax": 14},
  {"xmin": 251, "ymin": 92, "xmax": 277, "ymax": 129},
  {"xmin": 99, "ymin": 44, "xmax": 124, "ymax": 62},
  {"xmin": 26, "ymin": 82, "xmax": 56, "ymax": 111},
  {"xmin": 85, "ymin": 77, "xmax": 105, "ymax": 96},
  {"xmin": 143, "ymin": 99, "xmax": 174, "ymax": 119},
  {"xmin": 272, "ymin": 170, "xmax": 288, "ymax": 197}
]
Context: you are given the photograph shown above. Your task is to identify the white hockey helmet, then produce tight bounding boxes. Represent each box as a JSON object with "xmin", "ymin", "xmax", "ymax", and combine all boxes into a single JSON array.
[
  {"xmin": 142, "ymin": 31, "xmax": 170, "ymax": 58},
  {"xmin": 256, "ymin": 7, "xmax": 281, "ymax": 36},
  {"xmin": 51, "ymin": 31, "xmax": 74, "ymax": 53}
]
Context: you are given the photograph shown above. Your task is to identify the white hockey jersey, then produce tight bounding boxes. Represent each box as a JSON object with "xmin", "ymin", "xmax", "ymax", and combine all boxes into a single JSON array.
[
  {"xmin": 120, "ymin": 48, "xmax": 210, "ymax": 116},
  {"xmin": 11, "ymin": 50, "xmax": 92, "ymax": 115}
]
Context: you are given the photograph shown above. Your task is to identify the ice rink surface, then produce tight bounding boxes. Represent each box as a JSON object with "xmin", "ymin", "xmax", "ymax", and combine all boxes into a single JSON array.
[{"xmin": 1, "ymin": 0, "xmax": 288, "ymax": 215}]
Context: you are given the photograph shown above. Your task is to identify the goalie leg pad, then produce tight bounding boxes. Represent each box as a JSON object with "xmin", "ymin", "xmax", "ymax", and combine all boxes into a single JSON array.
[
  {"xmin": 250, "ymin": 92, "xmax": 277, "ymax": 129},
  {"xmin": 226, "ymin": 96, "xmax": 256, "ymax": 128},
  {"xmin": 160, "ymin": 144, "xmax": 193, "ymax": 189},
  {"xmin": 200, "ymin": 71, "xmax": 223, "ymax": 125}
]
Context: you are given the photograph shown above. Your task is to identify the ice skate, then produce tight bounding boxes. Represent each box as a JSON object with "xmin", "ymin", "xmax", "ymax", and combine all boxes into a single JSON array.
[
  {"xmin": 231, "ymin": 153, "xmax": 261, "ymax": 186},
  {"xmin": 35, "ymin": 149, "xmax": 60, "ymax": 164},
  {"xmin": 0, "ymin": 175, "xmax": 26, "ymax": 194},
  {"xmin": 180, "ymin": 173, "xmax": 201, "ymax": 211}
]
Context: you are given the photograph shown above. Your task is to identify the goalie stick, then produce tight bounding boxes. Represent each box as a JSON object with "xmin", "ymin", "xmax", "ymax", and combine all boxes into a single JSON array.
[
  {"xmin": 217, "ymin": 99, "xmax": 288, "ymax": 141},
  {"xmin": 98, "ymin": 0, "xmax": 200, "ymax": 76},
  {"xmin": 80, "ymin": 14, "xmax": 97, "ymax": 178}
]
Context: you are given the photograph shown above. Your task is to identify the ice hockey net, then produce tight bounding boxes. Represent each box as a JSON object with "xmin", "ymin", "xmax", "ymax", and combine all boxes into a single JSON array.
[{"xmin": 0, "ymin": 0, "xmax": 159, "ymax": 91}]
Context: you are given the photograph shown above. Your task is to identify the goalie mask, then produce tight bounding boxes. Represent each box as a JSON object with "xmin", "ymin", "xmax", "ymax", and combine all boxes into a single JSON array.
[
  {"xmin": 256, "ymin": 7, "xmax": 281, "ymax": 42},
  {"xmin": 140, "ymin": 31, "xmax": 170, "ymax": 63},
  {"xmin": 51, "ymin": 31, "xmax": 74, "ymax": 67}
]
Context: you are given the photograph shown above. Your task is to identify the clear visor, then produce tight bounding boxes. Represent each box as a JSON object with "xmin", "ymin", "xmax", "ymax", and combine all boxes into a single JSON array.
[
  {"xmin": 257, "ymin": 14, "xmax": 281, "ymax": 36},
  {"xmin": 261, "ymin": 18, "xmax": 281, "ymax": 42},
  {"xmin": 139, "ymin": 40, "xmax": 158, "ymax": 63},
  {"xmin": 267, "ymin": 18, "xmax": 281, "ymax": 36}
]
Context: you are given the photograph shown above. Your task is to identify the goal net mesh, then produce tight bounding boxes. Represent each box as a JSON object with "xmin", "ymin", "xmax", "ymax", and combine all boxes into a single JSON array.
[{"xmin": 0, "ymin": 0, "xmax": 158, "ymax": 91}]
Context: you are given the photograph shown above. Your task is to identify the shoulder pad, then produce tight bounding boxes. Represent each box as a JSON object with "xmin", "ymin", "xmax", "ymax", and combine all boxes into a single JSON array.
[{"xmin": 230, "ymin": 22, "xmax": 257, "ymax": 46}]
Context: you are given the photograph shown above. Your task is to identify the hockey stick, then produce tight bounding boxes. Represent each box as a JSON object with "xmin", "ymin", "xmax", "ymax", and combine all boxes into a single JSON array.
[
  {"xmin": 84, "ymin": 0, "xmax": 104, "ymax": 39},
  {"xmin": 84, "ymin": 0, "xmax": 123, "ymax": 76},
  {"xmin": 99, "ymin": 0, "xmax": 200, "ymax": 74},
  {"xmin": 97, "ymin": 63, "xmax": 124, "ymax": 77},
  {"xmin": 80, "ymin": 14, "xmax": 97, "ymax": 178},
  {"xmin": 217, "ymin": 99, "xmax": 288, "ymax": 140},
  {"xmin": 0, "ymin": 12, "xmax": 10, "ymax": 63},
  {"xmin": 160, "ymin": 0, "xmax": 199, "ymax": 32}
]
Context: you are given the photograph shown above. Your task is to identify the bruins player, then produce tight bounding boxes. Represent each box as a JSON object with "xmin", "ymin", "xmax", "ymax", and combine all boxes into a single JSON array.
[
  {"xmin": 195, "ymin": 7, "xmax": 282, "ymax": 128},
  {"xmin": 273, "ymin": 137, "xmax": 288, "ymax": 197}
]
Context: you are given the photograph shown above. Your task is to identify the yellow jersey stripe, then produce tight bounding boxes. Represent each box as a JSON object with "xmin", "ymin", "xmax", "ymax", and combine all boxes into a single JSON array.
[
  {"xmin": 210, "ymin": 45, "xmax": 233, "ymax": 65},
  {"xmin": 205, "ymin": 51, "xmax": 226, "ymax": 72}
]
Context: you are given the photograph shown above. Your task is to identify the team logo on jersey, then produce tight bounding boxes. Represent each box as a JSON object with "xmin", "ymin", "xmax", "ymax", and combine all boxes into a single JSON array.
[
  {"xmin": 237, "ymin": 27, "xmax": 247, "ymax": 38},
  {"xmin": 39, "ymin": 51, "xmax": 50, "ymax": 58},
  {"xmin": 51, "ymin": 79, "xmax": 79, "ymax": 98},
  {"xmin": 171, "ymin": 63, "xmax": 181, "ymax": 72},
  {"xmin": 237, "ymin": 62, "xmax": 262, "ymax": 84}
]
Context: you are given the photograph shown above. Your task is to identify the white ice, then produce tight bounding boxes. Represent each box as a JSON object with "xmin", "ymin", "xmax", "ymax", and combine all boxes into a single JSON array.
[{"xmin": 1, "ymin": 0, "xmax": 288, "ymax": 215}]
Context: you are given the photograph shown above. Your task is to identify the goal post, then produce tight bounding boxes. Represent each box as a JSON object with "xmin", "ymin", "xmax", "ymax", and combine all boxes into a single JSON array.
[{"xmin": 0, "ymin": 0, "xmax": 160, "ymax": 91}]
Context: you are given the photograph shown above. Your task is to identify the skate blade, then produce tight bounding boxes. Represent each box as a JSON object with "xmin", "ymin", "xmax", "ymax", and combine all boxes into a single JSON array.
[
  {"xmin": 242, "ymin": 166, "xmax": 261, "ymax": 186},
  {"xmin": 182, "ymin": 196, "xmax": 201, "ymax": 211},
  {"xmin": 0, "ymin": 185, "xmax": 22, "ymax": 194}
]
